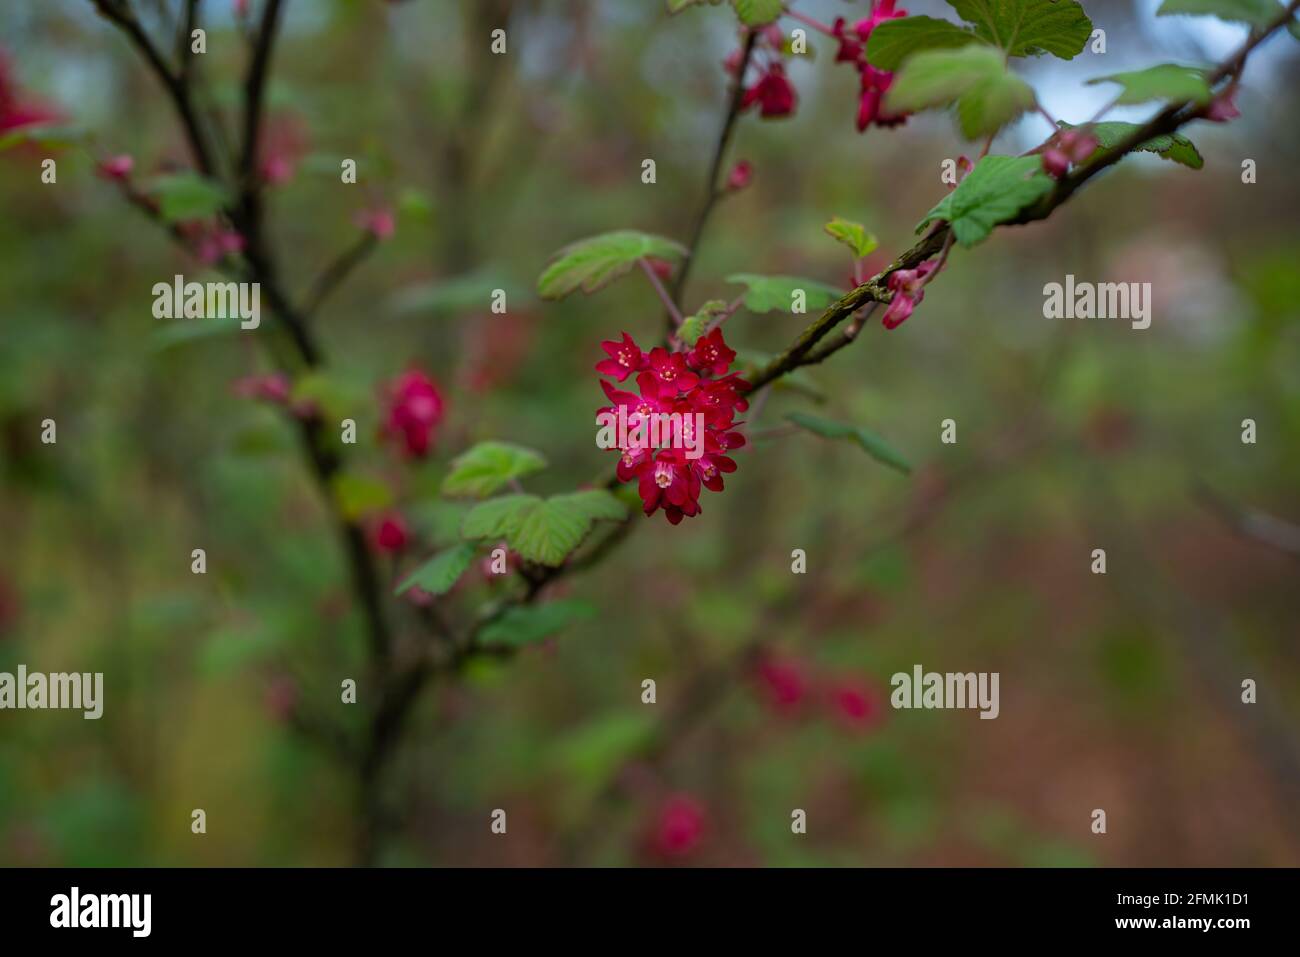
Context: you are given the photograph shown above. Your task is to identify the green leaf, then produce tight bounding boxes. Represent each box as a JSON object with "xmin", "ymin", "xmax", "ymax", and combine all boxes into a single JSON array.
[
  {"xmin": 955, "ymin": 72, "xmax": 1037, "ymax": 139},
  {"xmin": 291, "ymin": 371, "xmax": 369, "ymax": 421},
  {"xmin": 676, "ymin": 300, "xmax": 725, "ymax": 347},
  {"xmin": 537, "ymin": 230, "xmax": 687, "ymax": 300},
  {"xmin": 1058, "ymin": 120, "xmax": 1204, "ymax": 170},
  {"xmin": 0, "ymin": 124, "xmax": 86, "ymax": 153},
  {"xmin": 668, "ymin": 0, "xmax": 722, "ymax": 11},
  {"xmin": 390, "ymin": 271, "xmax": 518, "ymax": 316},
  {"xmin": 198, "ymin": 622, "xmax": 284, "ymax": 678},
  {"xmin": 865, "ymin": 16, "xmax": 984, "ymax": 71},
  {"xmin": 461, "ymin": 494, "xmax": 541, "ymax": 540},
  {"xmin": 461, "ymin": 490, "xmax": 627, "ymax": 566},
  {"xmin": 478, "ymin": 599, "xmax": 595, "ymax": 647},
  {"xmin": 558, "ymin": 489, "xmax": 629, "ymax": 523},
  {"xmin": 331, "ymin": 473, "xmax": 393, "ymax": 520},
  {"xmin": 1086, "ymin": 64, "xmax": 1212, "ymax": 105},
  {"xmin": 442, "ymin": 441, "xmax": 548, "ymax": 498},
  {"xmin": 553, "ymin": 713, "xmax": 656, "ymax": 785},
  {"xmin": 824, "ymin": 217, "xmax": 880, "ymax": 259},
  {"xmin": 917, "ymin": 154, "xmax": 1055, "ymax": 247},
  {"xmin": 148, "ymin": 317, "xmax": 244, "ymax": 352},
  {"xmin": 512, "ymin": 492, "xmax": 627, "ymax": 566},
  {"xmin": 885, "ymin": 44, "xmax": 1036, "ymax": 140},
  {"xmin": 725, "ymin": 274, "xmax": 845, "ymax": 314},
  {"xmin": 731, "ymin": 0, "xmax": 782, "ymax": 26},
  {"xmin": 148, "ymin": 172, "xmax": 230, "ymax": 222},
  {"xmin": 1156, "ymin": 0, "xmax": 1285, "ymax": 28},
  {"xmin": 786, "ymin": 412, "xmax": 912, "ymax": 474},
  {"xmin": 946, "ymin": 0, "xmax": 1093, "ymax": 59},
  {"xmin": 886, "ymin": 44, "xmax": 1006, "ymax": 109},
  {"xmin": 394, "ymin": 542, "xmax": 478, "ymax": 596},
  {"xmin": 676, "ymin": 314, "xmax": 709, "ymax": 346}
]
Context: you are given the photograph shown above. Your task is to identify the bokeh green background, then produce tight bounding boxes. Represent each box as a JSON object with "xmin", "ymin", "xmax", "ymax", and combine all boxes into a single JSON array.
[{"xmin": 1, "ymin": 0, "xmax": 1297, "ymax": 866}]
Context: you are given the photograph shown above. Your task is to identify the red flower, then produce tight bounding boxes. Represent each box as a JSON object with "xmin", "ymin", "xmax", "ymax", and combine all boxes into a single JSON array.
[
  {"xmin": 0, "ymin": 52, "xmax": 61, "ymax": 136},
  {"xmin": 857, "ymin": 65, "xmax": 907, "ymax": 132},
  {"xmin": 647, "ymin": 347, "xmax": 700, "ymax": 399},
  {"xmin": 595, "ymin": 332, "xmax": 647, "ymax": 382},
  {"xmin": 382, "ymin": 369, "xmax": 445, "ymax": 458},
  {"xmin": 686, "ymin": 328, "xmax": 736, "ymax": 377},
  {"xmin": 832, "ymin": 18, "xmax": 863, "ymax": 63},
  {"xmin": 372, "ymin": 513, "xmax": 409, "ymax": 553},
  {"xmin": 650, "ymin": 794, "xmax": 706, "ymax": 858},
  {"xmin": 881, "ymin": 259, "xmax": 938, "ymax": 329},
  {"xmin": 832, "ymin": 2, "xmax": 911, "ymax": 134},
  {"xmin": 754, "ymin": 654, "xmax": 809, "ymax": 714},
  {"xmin": 596, "ymin": 330, "xmax": 748, "ymax": 524},
  {"xmin": 854, "ymin": 0, "xmax": 905, "ymax": 39},
  {"xmin": 828, "ymin": 680, "xmax": 884, "ymax": 731},
  {"xmin": 742, "ymin": 63, "xmax": 797, "ymax": 119}
]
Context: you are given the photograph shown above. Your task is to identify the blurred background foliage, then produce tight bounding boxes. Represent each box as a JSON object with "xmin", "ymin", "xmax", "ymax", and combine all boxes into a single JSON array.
[{"xmin": 0, "ymin": 0, "xmax": 1297, "ymax": 866}]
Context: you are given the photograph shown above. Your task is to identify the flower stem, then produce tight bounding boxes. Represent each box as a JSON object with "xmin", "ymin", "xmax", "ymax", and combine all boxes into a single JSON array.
[
  {"xmin": 639, "ymin": 257, "xmax": 685, "ymax": 327},
  {"xmin": 783, "ymin": 8, "xmax": 837, "ymax": 37}
]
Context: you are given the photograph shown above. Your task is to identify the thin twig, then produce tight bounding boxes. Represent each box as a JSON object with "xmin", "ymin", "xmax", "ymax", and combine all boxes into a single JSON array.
[
  {"xmin": 302, "ymin": 231, "xmax": 379, "ymax": 319},
  {"xmin": 639, "ymin": 257, "xmax": 685, "ymax": 328},
  {"xmin": 668, "ymin": 29, "xmax": 758, "ymax": 316}
]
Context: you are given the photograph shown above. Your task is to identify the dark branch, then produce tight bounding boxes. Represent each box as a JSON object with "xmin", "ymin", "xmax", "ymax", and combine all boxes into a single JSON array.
[{"xmin": 669, "ymin": 28, "xmax": 758, "ymax": 316}]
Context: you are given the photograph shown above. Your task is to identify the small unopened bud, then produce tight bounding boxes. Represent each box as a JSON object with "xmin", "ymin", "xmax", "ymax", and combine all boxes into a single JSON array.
[
  {"xmin": 645, "ymin": 257, "xmax": 674, "ymax": 282},
  {"xmin": 96, "ymin": 154, "xmax": 134, "ymax": 180},
  {"xmin": 726, "ymin": 160, "xmax": 753, "ymax": 191},
  {"xmin": 357, "ymin": 206, "xmax": 395, "ymax": 240},
  {"xmin": 1041, "ymin": 148, "xmax": 1070, "ymax": 179},
  {"xmin": 1205, "ymin": 89, "xmax": 1240, "ymax": 123}
]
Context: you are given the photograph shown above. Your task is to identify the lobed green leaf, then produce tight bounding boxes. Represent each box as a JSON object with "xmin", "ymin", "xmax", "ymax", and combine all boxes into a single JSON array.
[
  {"xmin": 442, "ymin": 441, "xmax": 548, "ymax": 499},
  {"xmin": 725, "ymin": 273, "xmax": 846, "ymax": 314},
  {"xmin": 824, "ymin": 217, "xmax": 880, "ymax": 259},
  {"xmin": 786, "ymin": 412, "xmax": 912, "ymax": 474},
  {"xmin": 537, "ymin": 230, "xmax": 686, "ymax": 300},
  {"xmin": 917, "ymin": 154, "xmax": 1055, "ymax": 247},
  {"xmin": 394, "ymin": 542, "xmax": 478, "ymax": 596}
]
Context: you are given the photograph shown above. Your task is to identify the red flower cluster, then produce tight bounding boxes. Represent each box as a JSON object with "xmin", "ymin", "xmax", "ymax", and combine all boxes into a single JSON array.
[
  {"xmin": 382, "ymin": 369, "xmax": 445, "ymax": 458},
  {"xmin": 187, "ymin": 221, "xmax": 246, "ymax": 265},
  {"xmin": 258, "ymin": 112, "xmax": 309, "ymax": 186},
  {"xmin": 832, "ymin": 0, "xmax": 910, "ymax": 132},
  {"xmin": 735, "ymin": 26, "xmax": 798, "ymax": 120},
  {"xmin": 1040, "ymin": 128, "xmax": 1099, "ymax": 179},
  {"xmin": 596, "ymin": 329, "xmax": 748, "ymax": 525},
  {"xmin": 882, "ymin": 259, "xmax": 937, "ymax": 329},
  {"xmin": 753, "ymin": 652, "xmax": 887, "ymax": 732}
]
